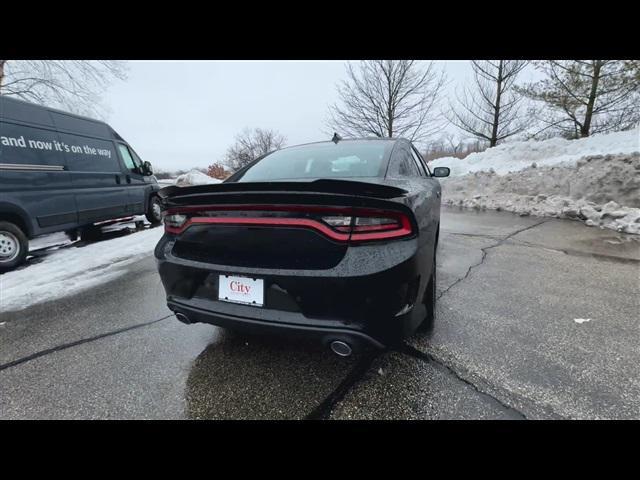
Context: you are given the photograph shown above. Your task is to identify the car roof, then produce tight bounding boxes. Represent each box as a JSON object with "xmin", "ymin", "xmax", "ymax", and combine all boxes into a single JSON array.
[{"xmin": 278, "ymin": 137, "xmax": 407, "ymax": 151}]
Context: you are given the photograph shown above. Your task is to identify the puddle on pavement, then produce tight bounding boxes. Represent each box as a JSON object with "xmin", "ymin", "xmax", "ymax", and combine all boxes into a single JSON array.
[{"xmin": 184, "ymin": 329, "xmax": 359, "ymax": 420}]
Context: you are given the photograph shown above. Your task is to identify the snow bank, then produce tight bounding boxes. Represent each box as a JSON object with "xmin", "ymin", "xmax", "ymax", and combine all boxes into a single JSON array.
[
  {"xmin": 441, "ymin": 153, "xmax": 640, "ymax": 234},
  {"xmin": 0, "ymin": 227, "xmax": 164, "ymax": 312},
  {"xmin": 431, "ymin": 128, "xmax": 640, "ymax": 235},
  {"xmin": 431, "ymin": 128, "xmax": 639, "ymax": 176},
  {"xmin": 157, "ymin": 178, "xmax": 177, "ymax": 186},
  {"xmin": 175, "ymin": 169, "xmax": 222, "ymax": 186}
]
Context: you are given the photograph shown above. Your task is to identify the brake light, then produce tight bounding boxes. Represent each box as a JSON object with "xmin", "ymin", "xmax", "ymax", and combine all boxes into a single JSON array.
[
  {"xmin": 163, "ymin": 206, "xmax": 414, "ymax": 242},
  {"xmin": 164, "ymin": 213, "xmax": 187, "ymax": 233}
]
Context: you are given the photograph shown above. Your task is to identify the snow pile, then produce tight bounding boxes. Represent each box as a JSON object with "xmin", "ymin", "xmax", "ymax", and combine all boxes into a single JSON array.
[
  {"xmin": 0, "ymin": 227, "xmax": 164, "ymax": 312},
  {"xmin": 175, "ymin": 169, "xmax": 222, "ymax": 186},
  {"xmin": 157, "ymin": 178, "xmax": 177, "ymax": 186},
  {"xmin": 431, "ymin": 128, "xmax": 640, "ymax": 235},
  {"xmin": 431, "ymin": 128, "xmax": 639, "ymax": 176}
]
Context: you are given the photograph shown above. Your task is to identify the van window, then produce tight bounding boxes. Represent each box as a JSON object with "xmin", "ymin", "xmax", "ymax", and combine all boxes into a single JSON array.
[
  {"xmin": 58, "ymin": 133, "xmax": 120, "ymax": 172},
  {"xmin": 118, "ymin": 144, "xmax": 141, "ymax": 172},
  {"xmin": 0, "ymin": 121, "xmax": 65, "ymax": 166},
  {"xmin": 129, "ymin": 148, "xmax": 144, "ymax": 170}
]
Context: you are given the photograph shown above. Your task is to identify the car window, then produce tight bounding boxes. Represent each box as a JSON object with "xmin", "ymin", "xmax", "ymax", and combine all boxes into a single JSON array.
[
  {"xmin": 387, "ymin": 147, "xmax": 421, "ymax": 178},
  {"xmin": 233, "ymin": 142, "xmax": 393, "ymax": 182},
  {"xmin": 410, "ymin": 146, "xmax": 429, "ymax": 176}
]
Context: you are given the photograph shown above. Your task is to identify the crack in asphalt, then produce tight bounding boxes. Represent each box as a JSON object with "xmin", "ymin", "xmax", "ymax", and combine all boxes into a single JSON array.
[
  {"xmin": 305, "ymin": 352, "xmax": 380, "ymax": 420},
  {"xmin": 396, "ymin": 343, "xmax": 527, "ymax": 419},
  {"xmin": 437, "ymin": 219, "xmax": 549, "ymax": 301},
  {"xmin": 0, "ymin": 315, "xmax": 173, "ymax": 373},
  {"xmin": 509, "ymin": 239, "xmax": 640, "ymax": 265},
  {"xmin": 306, "ymin": 221, "xmax": 552, "ymax": 420}
]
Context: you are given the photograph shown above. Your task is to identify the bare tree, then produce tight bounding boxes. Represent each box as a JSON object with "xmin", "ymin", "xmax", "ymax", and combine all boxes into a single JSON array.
[
  {"xmin": 446, "ymin": 61, "xmax": 528, "ymax": 147},
  {"xmin": 207, "ymin": 162, "xmax": 229, "ymax": 180},
  {"xmin": 517, "ymin": 60, "xmax": 640, "ymax": 138},
  {"xmin": 0, "ymin": 60, "xmax": 128, "ymax": 118},
  {"xmin": 224, "ymin": 127, "xmax": 287, "ymax": 172},
  {"xmin": 326, "ymin": 60, "xmax": 447, "ymax": 144}
]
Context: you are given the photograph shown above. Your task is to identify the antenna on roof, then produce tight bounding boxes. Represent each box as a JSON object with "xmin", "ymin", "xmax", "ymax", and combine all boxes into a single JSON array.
[{"xmin": 331, "ymin": 132, "xmax": 342, "ymax": 144}]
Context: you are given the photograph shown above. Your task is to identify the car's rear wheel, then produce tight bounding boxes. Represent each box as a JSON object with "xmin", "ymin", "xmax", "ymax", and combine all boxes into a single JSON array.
[
  {"xmin": 0, "ymin": 221, "xmax": 29, "ymax": 271},
  {"xmin": 419, "ymin": 252, "xmax": 436, "ymax": 333},
  {"xmin": 146, "ymin": 195, "xmax": 162, "ymax": 225}
]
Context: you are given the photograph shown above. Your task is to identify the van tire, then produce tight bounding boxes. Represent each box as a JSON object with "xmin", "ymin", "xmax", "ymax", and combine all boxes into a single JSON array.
[
  {"xmin": 146, "ymin": 195, "xmax": 162, "ymax": 225},
  {"xmin": 80, "ymin": 225, "xmax": 102, "ymax": 242},
  {"xmin": 0, "ymin": 221, "xmax": 29, "ymax": 271}
]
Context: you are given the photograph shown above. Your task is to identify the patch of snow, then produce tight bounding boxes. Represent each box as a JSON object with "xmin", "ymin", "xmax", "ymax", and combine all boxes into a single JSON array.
[
  {"xmin": 0, "ymin": 227, "xmax": 164, "ymax": 312},
  {"xmin": 29, "ymin": 232, "xmax": 73, "ymax": 252},
  {"xmin": 441, "ymin": 153, "xmax": 640, "ymax": 235},
  {"xmin": 157, "ymin": 178, "xmax": 177, "ymax": 186},
  {"xmin": 574, "ymin": 318, "xmax": 591, "ymax": 324},
  {"xmin": 435, "ymin": 127, "xmax": 640, "ymax": 235},
  {"xmin": 175, "ymin": 169, "xmax": 222, "ymax": 186},
  {"xmin": 431, "ymin": 127, "xmax": 639, "ymax": 176}
]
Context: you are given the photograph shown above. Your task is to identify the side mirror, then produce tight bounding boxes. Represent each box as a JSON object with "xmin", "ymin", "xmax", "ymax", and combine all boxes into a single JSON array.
[
  {"xmin": 142, "ymin": 161, "xmax": 153, "ymax": 176},
  {"xmin": 432, "ymin": 167, "xmax": 450, "ymax": 178}
]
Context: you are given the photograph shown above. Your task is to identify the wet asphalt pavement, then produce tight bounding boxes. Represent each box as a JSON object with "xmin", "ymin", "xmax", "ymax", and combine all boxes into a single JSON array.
[{"xmin": 1, "ymin": 207, "xmax": 639, "ymax": 419}]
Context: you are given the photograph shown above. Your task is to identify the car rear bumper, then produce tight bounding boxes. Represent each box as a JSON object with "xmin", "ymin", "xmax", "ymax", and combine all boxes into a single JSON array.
[
  {"xmin": 167, "ymin": 297, "xmax": 387, "ymax": 350},
  {"xmin": 155, "ymin": 234, "xmax": 432, "ymax": 348}
]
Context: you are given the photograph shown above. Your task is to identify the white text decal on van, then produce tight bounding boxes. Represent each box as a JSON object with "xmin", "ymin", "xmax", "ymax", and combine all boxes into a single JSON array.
[{"xmin": 1, "ymin": 135, "xmax": 112, "ymax": 158}]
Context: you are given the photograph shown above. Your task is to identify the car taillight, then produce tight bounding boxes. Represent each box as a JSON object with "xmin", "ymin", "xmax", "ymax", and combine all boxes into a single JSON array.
[
  {"xmin": 321, "ymin": 213, "xmax": 412, "ymax": 241},
  {"xmin": 163, "ymin": 206, "xmax": 414, "ymax": 242},
  {"xmin": 164, "ymin": 213, "xmax": 188, "ymax": 233}
]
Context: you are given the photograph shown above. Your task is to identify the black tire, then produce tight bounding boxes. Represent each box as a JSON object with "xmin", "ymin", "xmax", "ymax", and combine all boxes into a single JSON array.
[
  {"xmin": 146, "ymin": 195, "xmax": 162, "ymax": 225},
  {"xmin": 419, "ymin": 253, "xmax": 436, "ymax": 333},
  {"xmin": 80, "ymin": 225, "xmax": 102, "ymax": 242},
  {"xmin": 0, "ymin": 221, "xmax": 29, "ymax": 271}
]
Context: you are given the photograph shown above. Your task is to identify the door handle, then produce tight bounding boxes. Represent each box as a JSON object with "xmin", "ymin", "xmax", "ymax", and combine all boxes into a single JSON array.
[
  {"xmin": 115, "ymin": 174, "xmax": 121, "ymax": 184},
  {"xmin": 126, "ymin": 175, "xmax": 132, "ymax": 184}
]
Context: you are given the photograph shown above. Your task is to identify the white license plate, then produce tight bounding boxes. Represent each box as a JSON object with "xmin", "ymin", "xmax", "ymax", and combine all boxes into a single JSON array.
[{"xmin": 218, "ymin": 275, "xmax": 264, "ymax": 306}]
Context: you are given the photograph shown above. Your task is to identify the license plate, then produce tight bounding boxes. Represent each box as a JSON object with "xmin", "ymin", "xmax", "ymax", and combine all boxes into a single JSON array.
[{"xmin": 218, "ymin": 274, "xmax": 264, "ymax": 306}]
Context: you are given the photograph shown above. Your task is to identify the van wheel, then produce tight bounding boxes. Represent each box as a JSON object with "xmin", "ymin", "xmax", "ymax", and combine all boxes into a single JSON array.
[
  {"xmin": 0, "ymin": 221, "xmax": 29, "ymax": 271},
  {"xmin": 146, "ymin": 196, "xmax": 162, "ymax": 225},
  {"xmin": 80, "ymin": 225, "xmax": 102, "ymax": 242}
]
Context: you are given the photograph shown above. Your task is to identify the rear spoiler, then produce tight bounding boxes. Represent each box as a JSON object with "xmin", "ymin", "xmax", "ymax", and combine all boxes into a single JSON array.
[{"xmin": 158, "ymin": 179, "xmax": 407, "ymax": 201}]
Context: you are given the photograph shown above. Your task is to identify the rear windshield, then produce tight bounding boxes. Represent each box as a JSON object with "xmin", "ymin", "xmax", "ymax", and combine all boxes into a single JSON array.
[{"xmin": 232, "ymin": 142, "xmax": 392, "ymax": 182}]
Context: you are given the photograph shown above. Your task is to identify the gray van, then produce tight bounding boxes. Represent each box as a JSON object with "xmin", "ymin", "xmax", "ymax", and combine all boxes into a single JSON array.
[{"xmin": 0, "ymin": 96, "xmax": 162, "ymax": 270}]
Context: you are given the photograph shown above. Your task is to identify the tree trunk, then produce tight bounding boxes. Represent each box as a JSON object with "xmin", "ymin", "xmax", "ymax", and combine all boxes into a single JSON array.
[
  {"xmin": 387, "ymin": 70, "xmax": 393, "ymax": 137},
  {"xmin": 490, "ymin": 60, "xmax": 503, "ymax": 147},
  {"xmin": 581, "ymin": 60, "xmax": 602, "ymax": 138},
  {"xmin": 0, "ymin": 60, "xmax": 6, "ymax": 93}
]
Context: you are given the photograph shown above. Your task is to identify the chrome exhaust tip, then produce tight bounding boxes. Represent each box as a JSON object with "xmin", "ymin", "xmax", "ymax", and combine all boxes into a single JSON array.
[
  {"xmin": 175, "ymin": 312, "xmax": 191, "ymax": 324},
  {"xmin": 330, "ymin": 340, "xmax": 352, "ymax": 357}
]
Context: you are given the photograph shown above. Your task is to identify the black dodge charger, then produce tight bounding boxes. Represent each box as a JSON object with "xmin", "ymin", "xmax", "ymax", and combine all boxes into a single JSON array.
[{"xmin": 155, "ymin": 138, "xmax": 449, "ymax": 356}]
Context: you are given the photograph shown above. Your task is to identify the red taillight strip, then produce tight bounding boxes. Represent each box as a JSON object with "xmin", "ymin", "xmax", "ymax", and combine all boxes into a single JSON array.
[
  {"xmin": 349, "ymin": 214, "xmax": 412, "ymax": 241},
  {"xmin": 167, "ymin": 216, "xmax": 351, "ymax": 241},
  {"xmin": 164, "ymin": 205, "xmax": 415, "ymax": 242}
]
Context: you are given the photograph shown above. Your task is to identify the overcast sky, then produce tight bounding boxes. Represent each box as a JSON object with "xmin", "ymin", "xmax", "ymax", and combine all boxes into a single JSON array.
[{"xmin": 103, "ymin": 61, "xmax": 485, "ymax": 172}]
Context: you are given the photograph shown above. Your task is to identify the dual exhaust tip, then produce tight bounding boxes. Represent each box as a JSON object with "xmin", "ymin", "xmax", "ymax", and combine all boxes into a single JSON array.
[{"xmin": 175, "ymin": 312, "xmax": 353, "ymax": 357}]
